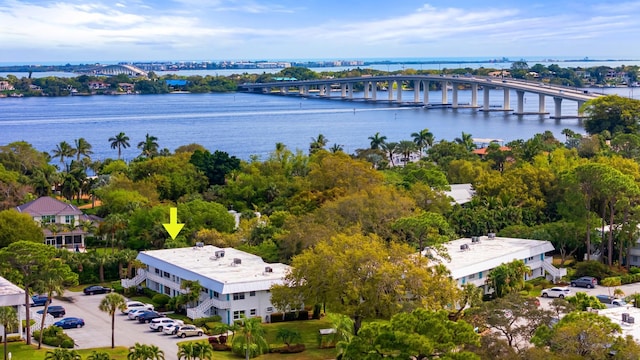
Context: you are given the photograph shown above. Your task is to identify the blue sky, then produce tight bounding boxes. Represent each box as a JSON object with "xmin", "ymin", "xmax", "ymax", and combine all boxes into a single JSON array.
[{"xmin": 1, "ymin": 0, "xmax": 640, "ymax": 63}]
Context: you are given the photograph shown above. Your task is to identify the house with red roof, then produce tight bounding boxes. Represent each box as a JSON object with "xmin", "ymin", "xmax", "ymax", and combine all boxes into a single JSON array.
[{"xmin": 15, "ymin": 197, "xmax": 100, "ymax": 251}]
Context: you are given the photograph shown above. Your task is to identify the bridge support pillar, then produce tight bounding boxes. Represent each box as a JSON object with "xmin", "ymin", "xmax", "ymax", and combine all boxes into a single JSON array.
[
  {"xmin": 553, "ymin": 97, "xmax": 563, "ymax": 118},
  {"xmin": 441, "ymin": 81, "xmax": 448, "ymax": 104},
  {"xmin": 372, "ymin": 82, "xmax": 377, "ymax": 101},
  {"xmin": 577, "ymin": 100, "xmax": 585, "ymax": 117},
  {"xmin": 452, "ymin": 84, "xmax": 459, "ymax": 108},
  {"xmin": 348, "ymin": 83, "xmax": 354, "ymax": 99},
  {"xmin": 503, "ymin": 88, "xmax": 511, "ymax": 110},
  {"xmin": 483, "ymin": 87, "xmax": 490, "ymax": 111},
  {"xmin": 364, "ymin": 82, "xmax": 370, "ymax": 100},
  {"xmin": 341, "ymin": 84, "xmax": 347, "ymax": 98},
  {"xmin": 538, "ymin": 94, "xmax": 546, "ymax": 113},
  {"xmin": 471, "ymin": 84, "xmax": 478, "ymax": 108},
  {"xmin": 413, "ymin": 80, "xmax": 421, "ymax": 103},
  {"xmin": 396, "ymin": 81, "xmax": 403, "ymax": 102},
  {"xmin": 423, "ymin": 81, "xmax": 429, "ymax": 105},
  {"xmin": 516, "ymin": 90, "xmax": 525, "ymax": 113},
  {"xmin": 388, "ymin": 80, "xmax": 394, "ymax": 101}
]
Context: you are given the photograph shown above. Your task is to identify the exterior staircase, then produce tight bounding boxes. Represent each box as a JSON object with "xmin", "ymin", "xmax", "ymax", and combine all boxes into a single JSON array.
[
  {"xmin": 121, "ymin": 269, "xmax": 147, "ymax": 289},
  {"xmin": 187, "ymin": 296, "xmax": 230, "ymax": 320},
  {"xmin": 542, "ymin": 259, "xmax": 567, "ymax": 283}
]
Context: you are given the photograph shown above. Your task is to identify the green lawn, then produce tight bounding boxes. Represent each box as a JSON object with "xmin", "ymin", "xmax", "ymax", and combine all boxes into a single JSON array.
[
  {"xmin": 5, "ymin": 342, "xmax": 129, "ymax": 360},
  {"xmin": 179, "ymin": 317, "xmax": 339, "ymax": 360}
]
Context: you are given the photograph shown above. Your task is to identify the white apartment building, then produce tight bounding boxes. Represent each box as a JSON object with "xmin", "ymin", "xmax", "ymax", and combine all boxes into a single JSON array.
[
  {"xmin": 425, "ymin": 235, "xmax": 566, "ymax": 293},
  {"xmin": 123, "ymin": 245, "xmax": 290, "ymax": 325}
]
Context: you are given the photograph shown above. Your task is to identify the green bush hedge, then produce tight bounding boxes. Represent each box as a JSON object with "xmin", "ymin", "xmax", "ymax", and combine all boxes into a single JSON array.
[
  {"xmin": 193, "ymin": 316, "xmax": 222, "ymax": 327},
  {"xmin": 604, "ymin": 273, "xmax": 640, "ymax": 285},
  {"xmin": 33, "ymin": 326, "xmax": 75, "ymax": 348}
]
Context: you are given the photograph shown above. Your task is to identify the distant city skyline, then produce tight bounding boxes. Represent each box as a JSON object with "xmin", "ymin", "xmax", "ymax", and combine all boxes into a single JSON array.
[{"xmin": 2, "ymin": 0, "xmax": 640, "ymax": 63}]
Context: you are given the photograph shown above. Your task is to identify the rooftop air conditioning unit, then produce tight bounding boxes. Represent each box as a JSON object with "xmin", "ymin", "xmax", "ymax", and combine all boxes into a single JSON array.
[
  {"xmin": 488, "ymin": 233, "xmax": 496, "ymax": 239},
  {"xmin": 233, "ymin": 258, "xmax": 242, "ymax": 265},
  {"xmin": 264, "ymin": 266, "xmax": 273, "ymax": 273},
  {"xmin": 471, "ymin": 236, "xmax": 480, "ymax": 243},
  {"xmin": 215, "ymin": 250, "xmax": 225, "ymax": 258},
  {"xmin": 195, "ymin": 242, "xmax": 204, "ymax": 247},
  {"xmin": 460, "ymin": 244, "xmax": 470, "ymax": 251}
]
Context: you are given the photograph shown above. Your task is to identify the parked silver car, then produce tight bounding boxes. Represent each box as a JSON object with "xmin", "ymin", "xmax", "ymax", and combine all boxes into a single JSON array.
[{"xmin": 175, "ymin": 325, "xmax": 204, "ymax": 338}]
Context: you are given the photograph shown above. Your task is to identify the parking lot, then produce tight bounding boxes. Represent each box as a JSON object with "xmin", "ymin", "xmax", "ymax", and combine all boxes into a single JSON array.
[
  {"xmin": 538, "ymin": 281, "xmax": 640, "ymax": 309},
  {"xmin": 51, "ymin": 291, "xmax": 208, "ymax": 358}
]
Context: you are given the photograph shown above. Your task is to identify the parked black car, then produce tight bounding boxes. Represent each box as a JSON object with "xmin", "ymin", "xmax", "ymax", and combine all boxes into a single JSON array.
[
  {"xmin": 138, "ymin": 311, "xmax": 161, "ymax": 323},
  {"xmin": 37, "ymin": 305, "xmax": 66, "ymax": 318},
  {"xmin": 83, "ymin": 285, "xmax": 112, "ymax": 295}
]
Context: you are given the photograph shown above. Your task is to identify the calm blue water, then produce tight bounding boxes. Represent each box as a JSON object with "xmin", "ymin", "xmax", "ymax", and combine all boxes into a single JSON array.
[{"xmin": 0, "ymin": 88, "xmax": 631, "ymax": 162}]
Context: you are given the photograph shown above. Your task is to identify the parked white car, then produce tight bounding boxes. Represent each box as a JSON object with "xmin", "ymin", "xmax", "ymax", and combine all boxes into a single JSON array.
[
  {"xmin": 122, "ymin": 301, "xmax": 154, "ymax": 314},
  {"xmin": 149, "ymin": 317, "xmax": 184, "ymax": 332},
  {"xmin": 163, "ymin": 323, "xmax": 182, "ymax": 335},
  {"xmin": 541, "ymin": 287, "xmax": 571, "ymax": 298},
  {"xmin": 127, "ymin": 308, "xmax": 152, "ymax": 320}
]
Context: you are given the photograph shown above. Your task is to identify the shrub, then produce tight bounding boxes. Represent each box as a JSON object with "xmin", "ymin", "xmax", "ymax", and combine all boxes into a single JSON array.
[
  {"xmin": 284, "ymin": 312, "xmax": 297, "ymax": 322},
  {"xmin": 630, "ymin": 267, "xmax": 640, "ymax": 275},
  {"xmin": 193, "ymin": 316, "xmax": 222, "ymax": 327},
  {"xmin": 296, "ymin": 310, "xmax": 309, "ymax": 320},
  {"xmin": 270, "ymin": 313, "xmax": 284, "ymax": 323},
  {"xmin": 312, "ymin": 304, "xmax": 322, "ymax": 319},
  {"xmin": 573, "ymin": 260, "xmax": 615, "ymax": 280},
  {"xmin": 33, "ymin": 326, "xmax": 74, "ymax": 348},
  {"xmin": 142, "ymin": 287, "xmax": 158, "ymax": 299},
  {"xmin": 152, "ymin": 294, "xmax": 171, "ymax": 309}
]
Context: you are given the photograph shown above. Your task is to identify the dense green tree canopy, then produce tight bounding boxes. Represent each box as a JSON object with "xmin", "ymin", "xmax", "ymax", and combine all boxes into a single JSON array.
[{"xmin": 582, "ymin": 95, "xmax": 640, "ymax": 135}]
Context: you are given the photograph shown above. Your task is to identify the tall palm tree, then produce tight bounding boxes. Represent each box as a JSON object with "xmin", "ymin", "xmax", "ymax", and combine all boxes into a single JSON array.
[
  {"xmin": 309, "ymin": 133, "xmax": 328, "ymax": 154},
  {"xmin": 109, "ymin": 132, "xmax": 130, "ymax": 160},
  {"xmin": 177, "ymin": 342, "xmax": 196, "ymax": 360},
  {"xmin": 44, "ymin": 349, "xmax": 81, "ymax": 360},
  {"xmin": 128, "ymin": 343, "xmax": 165, "ymax": 360},
  {"xmin": 381, "ymin": 141, "xmax": 399, "ymax": 167},
  {"xmin": 35, "ymin": 264, "xmax": 78, "ymax": 350},
  {"xmin": 232, "ymin": 316, "xmax": 269, "ymax": 360},
  {"xmin": 0, "ymin": 306, "xmax": 17, "ymax": 360},
  {"xmin": 99, "ymin": 293, "xmax": 127, "ymax": 349},
  {"xmin": 193, "ymin": 341, "xmax": 214, "ymax": 360},
  {"xmin": 329, "ymin": 143, "xmax": 344, "ymax": 153},
  {"xmin": 397, "ymin": 140, "xmax": 418, "ymax": 165},
  {"xmin": 368, "ymin": 132, "xmax": 387, "ymax": 149},
  {"xmin": 74, "ymin": 137, "xmax": 93, "ymax": 161},
  {"xmin": 180, "ymin": 279, "xmax": 202, "ymax": 308},
  {"xmin": 411, "ymin": 128, "xmax": 434, "ymax": 155},
  {"xmin": 137, "ymin": 133, "xmax": 159, "ymax": 159},
  {"xmin": 454, "ymin": 131, "xmax": 476, "ymax": 151},
  {"xmin": 51, "ymin": 141, "xmax": 76, "ymax": 172}
]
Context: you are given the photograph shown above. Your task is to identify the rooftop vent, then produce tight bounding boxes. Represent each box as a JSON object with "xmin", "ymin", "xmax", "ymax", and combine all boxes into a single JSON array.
[
  {"xmin": 460, "ymin": 244, "xmax": 470, "ymax": 251},
  {"xmin": 233, "ymin": 258, "xmax": 242, "ymax": 265},
  {"xmin": 195, "ymin": 242, "xmax": 204, "ymax": 247},
  {"xmin": 215, "ymin": 250, "xmax": 225, "ymax": 258},
  {"xmin": 264, "ymin": 266, "xmax": 273, "ymax": 273},
  {"xmin": 471, "ymin": 236, "xmax": 480, "ymax": 243},
  {"xmin": 488, "ymin": 233, "xmax": 496, "ymax": 239}
]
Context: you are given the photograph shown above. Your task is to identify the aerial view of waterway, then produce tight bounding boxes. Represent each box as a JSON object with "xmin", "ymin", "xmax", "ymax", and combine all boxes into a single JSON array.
[{"xmin": 0, "ymin": 87, "xmax": 634, "ymax": 162}]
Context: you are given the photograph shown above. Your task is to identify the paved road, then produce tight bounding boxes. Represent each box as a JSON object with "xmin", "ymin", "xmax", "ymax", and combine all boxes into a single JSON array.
[
  {"xmin": 538, "ymin": 282, "xmax": 640, "ymax": 309},
  {"xmin": 54, "ymin": 291, "xmax": 207, "ymax": 359}
]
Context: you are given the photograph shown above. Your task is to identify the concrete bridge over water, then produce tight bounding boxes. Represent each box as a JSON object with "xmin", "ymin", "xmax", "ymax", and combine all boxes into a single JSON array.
[{"xmin": 239, "ymin": 75, "xmax": 602, "ymax": 119}]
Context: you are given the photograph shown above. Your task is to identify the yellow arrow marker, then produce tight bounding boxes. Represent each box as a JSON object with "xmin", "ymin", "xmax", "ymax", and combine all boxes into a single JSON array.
[{"xmin": 163, "ymin": 207, "xmax": 184, "ymax": 240}]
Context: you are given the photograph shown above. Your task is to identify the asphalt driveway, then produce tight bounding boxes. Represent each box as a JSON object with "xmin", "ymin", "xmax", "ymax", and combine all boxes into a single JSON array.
[{"xmin": 54, "ymin": 291, "xmax": 207, "ymax": 359}]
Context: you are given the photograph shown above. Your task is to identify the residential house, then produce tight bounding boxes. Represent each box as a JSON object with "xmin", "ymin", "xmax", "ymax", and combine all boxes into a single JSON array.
[
  {"xmin": 0, "ymin": 276, "xmax": 29, "ymax": 340},
  {"xmin": 15, "ymin": 196, "xmax": 99, "ymax": 251},
  {"xmin": 424, "ymin": 235, "xmax": 566, "ymax": 293},
  {"xmin": 0, "ymin": 80, "xmax": 14, "ymax": 91},
  {"xmin": 122, "ymin": 245, "xmax": 290, "ymax": 324},
  {"xmin": 88, "ymin": 81, "xmax": 110, "ymax": 90}
]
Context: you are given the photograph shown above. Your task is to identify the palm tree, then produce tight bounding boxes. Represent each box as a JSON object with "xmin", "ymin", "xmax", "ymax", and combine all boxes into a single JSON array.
[
  {"xmin": 137, "ymin": 133, "xmax": 159, "ymax": 159},
  {"xmin": 309, "ymin": 133, "xmax": 328, "ymax": 154},
  {"xmin": 87, "ymin": 351, "xmax": 112, "ymax": 360},
  {"xmin": 396, "ymin": 140, "xmax": 418, "ymax": 165},
  {"xmin": 177, "ymin": 342, "xmax": 196, "ymax": 360},
  {"xmin": 35, "ymin": 265, "xmax": 78, "ymax": 350},
  {"xmin": 99, "ymin": 214, "xmax": 128, "ymax": 252},
  {"xmin": 193, "ymin": 342, "xmax": 214, "ymax": 360},
  {"xmin": 74, "ymin": 137, "xmax": 93, "ymax": 161},
  {"xmin": 51, "ymin": 141, "xmax": 76, "ymax": 172},
  {"xmin": 232, "ymin": 316, "xmax": 269, "ymax": 360},
  {"xmin": 128, "ymin": 343, "xmax": 165, "ymax": 360},
  {"xmin": 454, "ymin": 131, "xmax": 476, "ymax": 151},
  {"xmin": 109, "ymin": 132, "xmax": 130, "ymax": 160},
  {"xmin": 368, "ymin": 132, "xmax": 387, "ymax": 149},
  {"xmin": 326, "ymin": 313, "xmax": 354, "ymax": 353},
  {"xmin": 0, "ymin": 306, "xmax": 17, "ymax": 360},
  {"xmin": 411, "ymin": 128, "xmax": 434, "ymax": 155},
  {"xmin": 180, "ymin": 279, "xmax": 202, "ymax": 308},
  {"xmin": 92, "ymin": 252, "xmax": 113, "ymax": 283},
  {"xmin": 381, "ymin": 141, "xmax": 398, "ymax": 167},
  {"xmin": 44, "ymin": 349, "xmax": 81, "ymax": 360},
  {"xmin": 99, "ymin": 293, "xmax": 127, "ymax": 348},
  {"xmin": 329, "ymin": 143, "xmax": 343, "ymax": 153}
]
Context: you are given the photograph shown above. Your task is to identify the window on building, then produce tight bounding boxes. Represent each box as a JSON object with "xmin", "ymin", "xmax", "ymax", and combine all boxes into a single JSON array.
[
  {"xmin": 155, "ymin": 268, "xmax": 160, "ymax": 274},
  {"xmin": 233, "ymin": 293, "xmax": 245, "ymax": 300},
  {"xmin": 266, "ymin": 307, "xmax": 273, "ymax": 313},
  {"xmin": 249, "ymin": 291, "xmax": 256, "ymax": 297},
  {"xmin": 164, "ymin": 286, "xmax": 171, "ymax": 295},
  {"xmin": 213, "ymin": 291, "xmax": 219, "ymax": 299},
  {"xmin": 163, "ymin": 271, "xmax": 170, "ymax": 278},
  {"xmin": 250, "ymin": 309, "xmax": 257, "ymax": 316},
  {"xmin": 41, "ymin": 215, "xmax": 55, "ymax": 224},
  {"xmin": 201, "ymin": 287, "xmax": 208, "ymax": 293},
  {"xmin": 468, "ymin": 273, "xmax": 475, "ymax": 279},
  {"xmin": 65, "ymin": 215, "xmax": 74, "ymax": 224},
  {"xmin": 233, "ymin": 310, "xmax": 245, "ymax": 319}
]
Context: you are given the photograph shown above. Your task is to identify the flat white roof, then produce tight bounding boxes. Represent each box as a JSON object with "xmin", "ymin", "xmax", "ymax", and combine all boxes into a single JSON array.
[
  {"xmin": 0, "ymin": 276, "xmax": 28, "ymax": 306},
  {"xmin": 444, "ymin": 184, "xmax": 475, "ymax": 205},
  {"xmin": 597, "ymin": 306, "xmax": 640, "ymax": 342},
  {"xmin": 138, "ymin": 245, "xmax": 290, "ymax": 295},
  {"xmin": 424, "ymin": 236, "xmax": 555, "ymax": 280}
]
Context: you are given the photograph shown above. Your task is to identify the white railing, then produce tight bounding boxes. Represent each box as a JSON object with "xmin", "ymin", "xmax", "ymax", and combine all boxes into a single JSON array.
[
  {"xmin": 121, "ymin": 269, "xmax": 147, "ymax": 288},
  {"xmin": 542, "ymin": 259, "xmax": 567, "ymax": 282},
  {"xmin": 187, "ymin": 296, "xmax": 231, "ymax": 320},
  {"xmin": 18, "ymin": 308, "xmax": 54, "ymax": 332}
]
